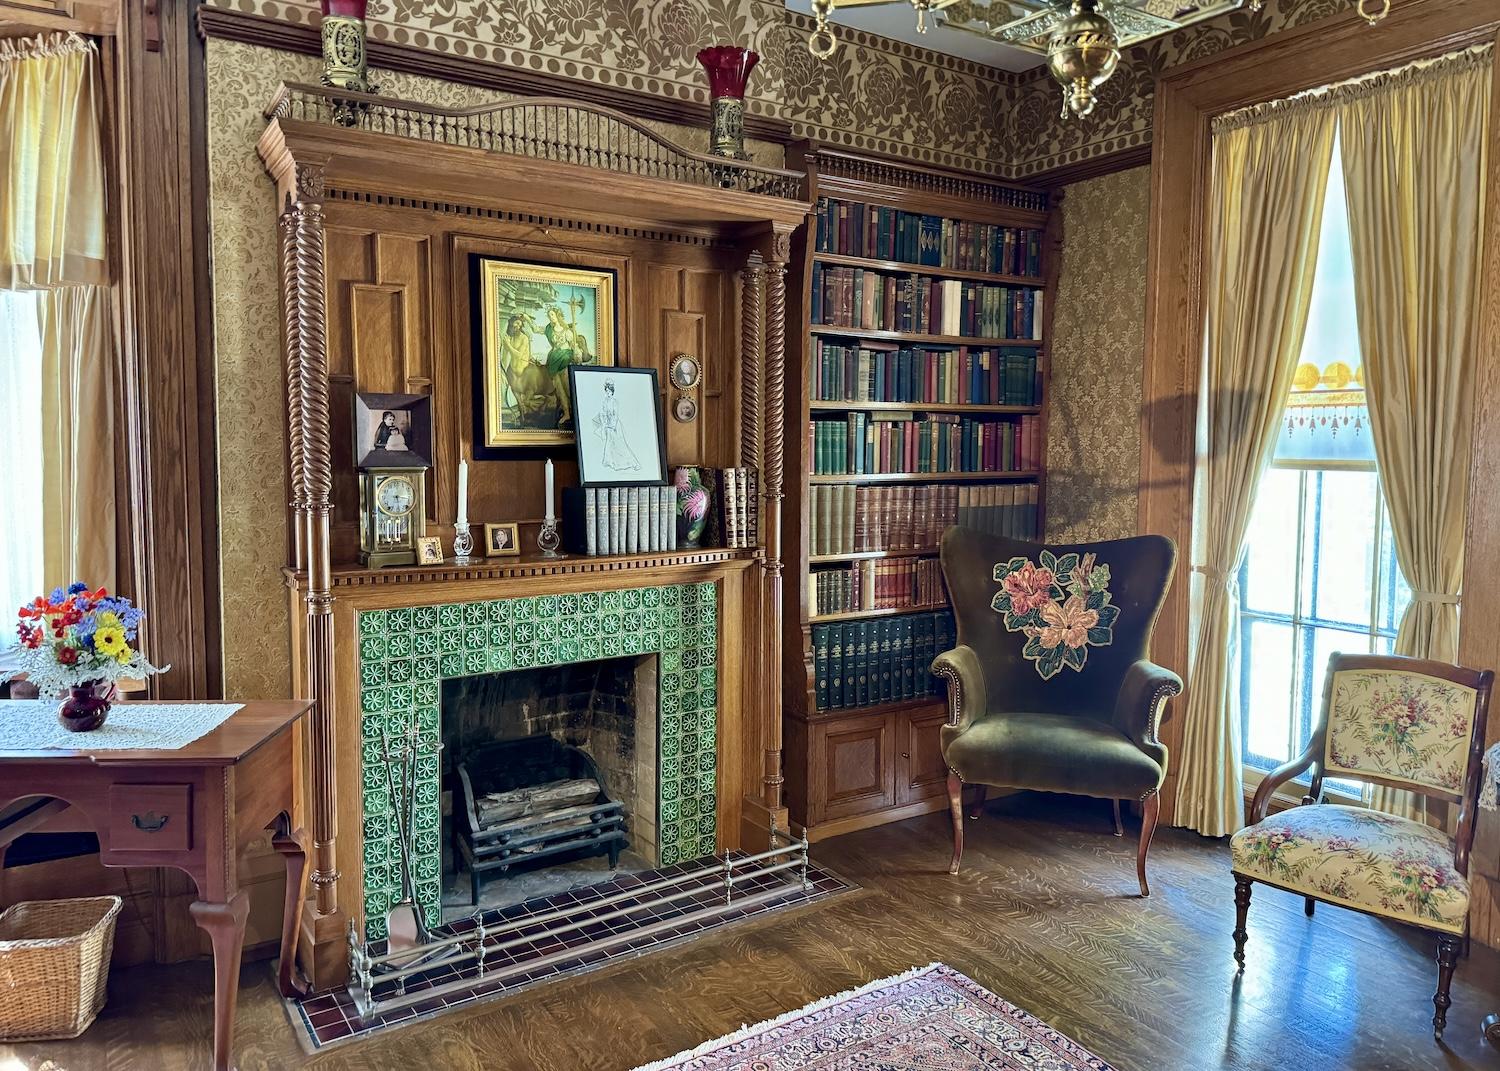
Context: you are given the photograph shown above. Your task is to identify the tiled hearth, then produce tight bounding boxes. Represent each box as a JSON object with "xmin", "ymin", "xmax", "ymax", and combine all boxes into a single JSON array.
[
  {"xmin": 290, "ymin": 854, "xmax": 852, "ymax": 1052},
  {"xmin": 357, "ymin": 583, "xmax": 720, "ymax": 939}
]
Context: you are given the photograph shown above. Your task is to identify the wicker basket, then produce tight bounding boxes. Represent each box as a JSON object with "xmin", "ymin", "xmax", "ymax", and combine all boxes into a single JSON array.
[{"xmin": 0, "ymin": 895, "xmax": 123, "ymax": 1041}]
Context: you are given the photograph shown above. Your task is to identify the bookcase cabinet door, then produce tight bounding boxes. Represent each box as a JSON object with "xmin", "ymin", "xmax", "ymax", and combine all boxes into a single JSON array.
[
  {"xmin": 813, "ymin": 713, "xmax": 896, "ymax": 822},
  {"xmin": 896, "ymin": 706, "xmax": 950, "ymax": 805}
]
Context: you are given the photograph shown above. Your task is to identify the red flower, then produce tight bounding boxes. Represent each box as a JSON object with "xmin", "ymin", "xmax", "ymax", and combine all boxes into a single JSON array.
[
  {"xmin": 57, "ymin": 646, "xmax": 78, "ymax": 665},
  {"xmin": 1002, "ymin": 561, "xmax": 1056, "ymax": 615}
]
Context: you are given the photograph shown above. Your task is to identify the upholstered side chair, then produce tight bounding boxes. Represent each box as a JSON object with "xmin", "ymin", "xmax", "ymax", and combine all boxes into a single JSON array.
[
  {"xmin": 933, "ymin": 529, "xmax": 1181, "ymax": 894},
  {"xmin": 1231, "ymin": 652, "xmax": 1494, "ymax": 1039}
]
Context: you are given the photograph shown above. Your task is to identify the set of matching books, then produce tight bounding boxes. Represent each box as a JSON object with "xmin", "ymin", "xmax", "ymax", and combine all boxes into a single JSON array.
[
  {"xmin": 809, "ymin": 414, "xmax": 1042, "ymax": 476},
  {"xmin": 810, "ymin": 558, "xmax": 947, "ymax": 617},
  {"xmin": 813, "ymin": 198, "xmax": 1043, "ymax": 278},
  {"xmin": 812, "ymin": 266, "xmax": 1044, "ymax": 341},
  {"xmin": 812, "ymin": 609, "xmax": 956, "ymax": 712},
  {"xmin": 562, "ymin": 485, "xmax": 676, "ymax": 556},
  {"xmin": 813, "ymin": 340, "xmax": 1041, "ymax": 407},
  {"xmin": 705, "ymin": 467, "xmax": 757, "ymax": 550},
  {"xmin": 810, "ymin": 483, "xmax": 1039, "ymax": 556}
]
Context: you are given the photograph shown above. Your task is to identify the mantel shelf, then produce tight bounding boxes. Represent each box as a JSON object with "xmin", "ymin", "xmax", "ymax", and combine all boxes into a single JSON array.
[{"xmin": 283, "ymin": 547, "xmax": 759, "ymax": 591}]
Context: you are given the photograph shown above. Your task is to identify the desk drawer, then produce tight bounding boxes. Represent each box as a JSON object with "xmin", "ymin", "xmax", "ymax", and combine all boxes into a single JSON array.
[{"xmin": 108, "ymin": 784, "xmax": 192, "ymax": 851}]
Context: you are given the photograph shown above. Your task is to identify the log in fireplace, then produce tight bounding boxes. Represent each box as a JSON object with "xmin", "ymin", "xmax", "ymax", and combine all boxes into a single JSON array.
[{"xmin": 451, "ymin": 735, "xmax": 627, "ymax": 905}]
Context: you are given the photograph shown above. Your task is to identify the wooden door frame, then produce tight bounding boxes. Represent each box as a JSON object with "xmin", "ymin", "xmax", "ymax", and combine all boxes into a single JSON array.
[{"xmin": 1138, "ymin": 0, "xmax": 1500, "ymax": 824}]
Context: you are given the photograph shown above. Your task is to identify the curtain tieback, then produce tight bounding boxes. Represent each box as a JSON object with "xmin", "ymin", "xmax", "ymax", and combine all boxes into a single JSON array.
[
  {"xmin": 1192, "ymin": 564, "xmax": 1233, "ymax": 584},
  {"xmin": 1412, "ymin": 590, "xmax": 1461, "ymax": 605}
]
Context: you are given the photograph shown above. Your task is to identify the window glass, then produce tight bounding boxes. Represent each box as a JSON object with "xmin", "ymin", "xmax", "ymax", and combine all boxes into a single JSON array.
[{"xmin": 0, "ymin": 290, "xmax": 44, "ymax": 652}]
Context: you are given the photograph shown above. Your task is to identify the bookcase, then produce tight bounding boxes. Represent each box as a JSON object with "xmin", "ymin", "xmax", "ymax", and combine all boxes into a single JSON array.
[{"xmin": 782, "ymin": 145, "xmax": 1058, "ymax": 839}]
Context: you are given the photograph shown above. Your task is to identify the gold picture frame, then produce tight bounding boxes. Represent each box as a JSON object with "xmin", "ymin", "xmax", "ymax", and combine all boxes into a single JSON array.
[
  {"xmin": 484, "ymin": 522, "xmax": 521, "ymax": 557},
  {"xmin": 474, "ymin": 257, "xmax": 617, "ymax": 451},
  {"xmin": 415, "ymin": 536, "xmax": 444, "ymax": 565}
]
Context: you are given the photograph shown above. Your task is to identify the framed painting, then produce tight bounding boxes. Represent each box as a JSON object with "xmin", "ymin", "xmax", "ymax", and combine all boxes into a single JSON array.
[
  {"xmin": 473, "ymin": 256, "xmax": 617, "ymax": 452},
  {"xmin": 568, "ymin": 365, "xmax": 667, "ymax": 487}
]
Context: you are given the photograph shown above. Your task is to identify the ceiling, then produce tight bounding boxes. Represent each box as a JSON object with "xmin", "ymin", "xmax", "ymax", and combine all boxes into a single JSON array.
[{"xmin": 783, "ymin": 0, "xmax": 1046, "ymax": 73}]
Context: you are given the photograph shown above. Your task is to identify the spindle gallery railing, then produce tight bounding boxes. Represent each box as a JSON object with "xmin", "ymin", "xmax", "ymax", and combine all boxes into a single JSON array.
[{"xmin": 265, "ymin": 83, "xmax": 805, "ymax": 200}]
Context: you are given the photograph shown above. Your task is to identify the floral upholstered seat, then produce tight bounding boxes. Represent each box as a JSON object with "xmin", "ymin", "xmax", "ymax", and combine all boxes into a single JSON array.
[
  {"xmin": 1230, "ymin": 653, "xmax": 1493, "ymax": 1040},
  {"xmin": 1230, "ymin": 804, "xmax": 1468, "ymax": 934}
]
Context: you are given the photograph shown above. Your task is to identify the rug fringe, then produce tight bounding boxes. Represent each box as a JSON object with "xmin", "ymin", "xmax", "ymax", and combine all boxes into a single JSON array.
[{"xmin": 630, "ymin": 962, "xmax": 948, "ymax": 1071}]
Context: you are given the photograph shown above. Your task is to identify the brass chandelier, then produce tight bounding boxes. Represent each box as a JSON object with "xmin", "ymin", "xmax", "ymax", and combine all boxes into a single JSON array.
[{"xmin": 804, "ymin": 0, "xmax": 1393, "ymax": 119}]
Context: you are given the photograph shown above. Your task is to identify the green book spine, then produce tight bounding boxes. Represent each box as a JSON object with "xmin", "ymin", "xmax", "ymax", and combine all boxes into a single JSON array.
[
  {"xmin": 854, "ymin": 621, "xmax": 869, "ymax": 708},
  {"xmin": 831, "ymin": 624, "xmax": 847, "ymax": 709},
  {"xmin": 879, "ymin": 619, "xmax": 894, "ymax": 703},
  {"xmin": 813, "ymin": 625, "xmax": 829, "ymax": 712},
  {"xmin": 901, "ymin": 616, "xmax": 916, "ymax": 700}
]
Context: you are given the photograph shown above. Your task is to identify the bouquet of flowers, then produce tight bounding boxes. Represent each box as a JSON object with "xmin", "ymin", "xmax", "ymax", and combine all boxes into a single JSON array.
[{"xmin": 14, "ymin": 583, "xmax": 166, "ymax": 696}]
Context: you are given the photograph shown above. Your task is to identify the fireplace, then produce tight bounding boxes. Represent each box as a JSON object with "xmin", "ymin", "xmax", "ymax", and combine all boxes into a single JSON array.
[
  {"xmin": 441, "ymin": 656, "xmax": 661, "ymax": 908},
  {"xmin": 356, "ymin": 582, "xmax": 721, "ymax": 940}
]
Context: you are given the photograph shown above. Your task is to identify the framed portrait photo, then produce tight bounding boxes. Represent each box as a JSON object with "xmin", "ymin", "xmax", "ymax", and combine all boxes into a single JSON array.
[
  {"xmin": 484, "ymin": 522, "xmax": 520, "ymax": 557},
  {"xmin": 355, "ymin": 392, "xmax": 433, "ymax": 469},
  {"xmin": 568, "ymin": 365, "xmax": 667, "ymax": 487},
  {"xmin": 415, "ymin": 536, "xmax": 444, "ymax": 565},
  {"xmin": 473, "ymin": 256, "xmax": 617, "ymax": 453}
]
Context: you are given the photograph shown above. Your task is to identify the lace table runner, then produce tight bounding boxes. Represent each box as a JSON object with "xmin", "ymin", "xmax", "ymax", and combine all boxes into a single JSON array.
[{"xmin": 0, "ymin": 701, "xmax": 244, "ymax": 752}]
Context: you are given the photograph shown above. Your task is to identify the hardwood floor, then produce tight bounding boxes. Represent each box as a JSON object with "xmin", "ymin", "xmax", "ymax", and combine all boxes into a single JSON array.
[{"xmin": 7, "ymin": 793, "xmax": 1500, "ymax": 1070}]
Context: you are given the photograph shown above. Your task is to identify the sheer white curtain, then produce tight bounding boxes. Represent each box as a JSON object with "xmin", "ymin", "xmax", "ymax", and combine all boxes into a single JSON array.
[{"xmin": 0, "ymin": 289, "xmax": 43, "ymax": 658}]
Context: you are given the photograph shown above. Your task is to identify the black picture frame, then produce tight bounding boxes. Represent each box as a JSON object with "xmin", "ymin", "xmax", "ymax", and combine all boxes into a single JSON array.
[
  {"xmin": 355, "ymin": 392, "xmax": 433, "ymax": 470},
  {"xmin": 567, "ymin": 365, "xmax": 668, "ymax": 487}
]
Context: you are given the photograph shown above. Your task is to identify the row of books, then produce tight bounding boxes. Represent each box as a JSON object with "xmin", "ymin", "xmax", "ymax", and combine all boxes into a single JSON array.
[
  {"xmin": 809, "ymin": 414, "xmax": 1042, "ymax": 476},
  {"xmin": 810, "ymin": 483, "xmax": 1040, "ymax": 557},
  {"xmin": 809, "ymin": 558, "xmax": 947, "ymax": 617},
  {"xmin": 813, "ymin": 197, "xmax": 1043, "ymax": 277},
  {"xmin": 812, "ymin": 266, "xmax": 1045, "ymax": 341},
  {"xmin": 704, "ymin": 467, "xmax": 758, "ymax": 550},
  {"xmin": 812, "ymin": 609, "xmax": 956, "ymax": 712},
  {"xmin": 813, "ymin": 340, "xmax": 1041, "ymax": 407},
  {"xmin": 561, "ymin": 485, "xmax": 676, "ymax": 556}
]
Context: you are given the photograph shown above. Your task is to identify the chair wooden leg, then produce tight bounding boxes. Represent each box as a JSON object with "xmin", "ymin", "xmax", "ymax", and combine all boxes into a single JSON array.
[
  {"xmin": 1136, "ymin": 791, "xmax": 1159, "ymax": 896},
  {"xmin": 1434, "ymin": 934, "xmax": 1461, "ymax": 1039},
  {"xmin": 1112, "ymin": 799, "xmax": 1124, "ymax": 837},
  {"xmin": 946, "ymin": 770, "xmax": 964, "ymax": 876},
  {"xmin": 1304, "ymin": 897, "xmax": 1316, "ymax": 917},
  {"xmin": 968, "ymin": 784, "xmax": 988, "ymax": 821},
  {"xmin": 1233, "ymin": 876, "xmax": 1253, "ymax": 971}
]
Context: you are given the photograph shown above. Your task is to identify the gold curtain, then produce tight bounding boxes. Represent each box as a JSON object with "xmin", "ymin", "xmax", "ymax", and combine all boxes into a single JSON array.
[
  {"xmin": 38, "ymin": 287, "xmax": 115, "ymax": 590},
  {"xmin": 1337, "ymin": 48, "xmax": 1493, "ymax": 821},
  {"xmin": 1174, "ymin": 103, "xmax": 1337, "ymax": 838},
  {"xmin": 0, "ymin": 34, "xmax": 107, "ymax": 289}
]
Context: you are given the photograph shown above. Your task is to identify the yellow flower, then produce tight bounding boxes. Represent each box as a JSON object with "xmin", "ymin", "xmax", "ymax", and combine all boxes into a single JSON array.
[
  {"xmin": 94, "ymin": 625, "xmax": 127, "ymax": 658},
  {"xmin": 95, "ymin": 611, "xmax": 122, "ymax": 630}
]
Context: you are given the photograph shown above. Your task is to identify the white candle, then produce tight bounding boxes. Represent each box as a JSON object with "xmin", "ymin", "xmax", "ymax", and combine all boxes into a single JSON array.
[
  {"xmin": 456, "ymin": 458, "xmax": 469, "ymax": 529},
  {"xmin": 544, "ymin": 458, "xmax": 556, "ymax": 522}
]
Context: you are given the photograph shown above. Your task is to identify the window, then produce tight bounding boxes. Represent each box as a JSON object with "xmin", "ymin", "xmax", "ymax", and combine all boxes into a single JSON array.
[
  {"xmin": 0, "ymin": 289, "xmax": 44, "ymax": 653},
  {"xmin": 1235, "ymin": 141, "xmax": 1411, "ymax": 785}
]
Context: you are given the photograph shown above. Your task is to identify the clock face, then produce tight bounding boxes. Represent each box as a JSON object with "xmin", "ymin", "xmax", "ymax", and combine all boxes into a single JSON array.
[{"xmin": 377, "ymin": 476, "xmax": 416, "ymax": 517}]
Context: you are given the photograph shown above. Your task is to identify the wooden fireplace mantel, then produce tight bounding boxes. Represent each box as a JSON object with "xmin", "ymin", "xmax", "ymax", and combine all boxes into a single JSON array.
[{"xmin": 259, "ymin": 82, "xmax": 809, "ymax": 990}]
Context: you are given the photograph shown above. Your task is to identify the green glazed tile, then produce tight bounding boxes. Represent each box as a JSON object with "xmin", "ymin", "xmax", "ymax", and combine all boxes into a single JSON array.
[{"xmin": 359, "ymin": 611, "xmax": 388, "ymax": 637}]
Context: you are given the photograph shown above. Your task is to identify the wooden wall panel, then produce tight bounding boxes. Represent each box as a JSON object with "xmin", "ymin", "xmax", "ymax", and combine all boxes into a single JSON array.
[{"xmin": 319, "ymin": 200, "xmax": 743, "ymax": 563}]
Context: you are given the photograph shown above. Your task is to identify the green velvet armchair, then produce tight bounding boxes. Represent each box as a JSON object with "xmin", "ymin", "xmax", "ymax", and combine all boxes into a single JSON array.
[{"xmin": 933, "ymin": 528, "xmax": 1181, "ymax": 894}]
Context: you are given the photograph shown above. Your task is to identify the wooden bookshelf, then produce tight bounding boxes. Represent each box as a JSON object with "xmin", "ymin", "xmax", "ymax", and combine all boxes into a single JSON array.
[{"xmin": 781, "ymin": 144, "xmax": 1059, "ymax": 838}]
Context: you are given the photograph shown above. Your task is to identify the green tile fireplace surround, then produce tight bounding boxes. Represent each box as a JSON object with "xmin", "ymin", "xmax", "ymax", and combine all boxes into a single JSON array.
[{"xmin": 356, "ymin": 582, "xmax": 720, "ymax": 939}]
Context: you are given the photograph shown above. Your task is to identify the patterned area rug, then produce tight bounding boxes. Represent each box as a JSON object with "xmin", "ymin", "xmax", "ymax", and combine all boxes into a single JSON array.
[{"xmin": 634, "ymin": 962, "xmax": 1116, "ymax": 1070}]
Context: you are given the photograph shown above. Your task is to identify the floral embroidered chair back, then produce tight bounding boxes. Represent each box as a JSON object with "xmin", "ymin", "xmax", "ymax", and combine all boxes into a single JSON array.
[
  {"xmin": 940, "ymin": 529, "xmax": 1176, "ymax": 719},
  {"xmin": 1320, "ymin": 656, "xmax": 1488, "ymax": 801}
]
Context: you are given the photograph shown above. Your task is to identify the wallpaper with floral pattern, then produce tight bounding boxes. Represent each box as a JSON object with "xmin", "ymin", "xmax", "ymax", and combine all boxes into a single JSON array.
[
  {"xmin": 1232, "ymin": 804, "xmax": 1470, "ymax": 933},
  {"xmin": 1325, "ymin": 670, "xmax": 1480, "ymax": 795},
  {"xmin": 1044, "ymin": 166, "xmax": 1149, "ymax": 544}
]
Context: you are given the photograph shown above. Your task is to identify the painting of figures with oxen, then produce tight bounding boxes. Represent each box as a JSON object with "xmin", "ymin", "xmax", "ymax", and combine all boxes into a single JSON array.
[{"xmin": 474, "ymin": 257, "xmax": 616, "ymax": 449}]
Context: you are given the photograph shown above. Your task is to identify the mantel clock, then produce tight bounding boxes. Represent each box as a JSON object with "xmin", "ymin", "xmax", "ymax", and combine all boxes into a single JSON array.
[{"xmin": 359, "ymin": 468, "xmax": 427, "ymax": 568}]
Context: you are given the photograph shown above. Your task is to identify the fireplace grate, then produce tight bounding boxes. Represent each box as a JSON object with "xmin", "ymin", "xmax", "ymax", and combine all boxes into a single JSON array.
[{"xmin": 452, "ymin": 734, "xmax": 629, "ymax": 905}]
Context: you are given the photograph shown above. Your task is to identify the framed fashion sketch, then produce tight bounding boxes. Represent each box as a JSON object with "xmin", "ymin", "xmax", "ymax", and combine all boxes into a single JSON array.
[
  {"xmin": 567, "ymin": 365, "xmax": 667, "ymax": 487},
  {"xmin": 472, "ymin": 255, "xmax": 617, "ymax": 453}
]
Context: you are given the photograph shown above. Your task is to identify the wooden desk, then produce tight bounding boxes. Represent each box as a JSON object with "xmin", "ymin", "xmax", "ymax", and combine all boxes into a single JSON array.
[{"xmin": 0, "ymin": 700, "xmax": 312, "ymax": 1071}]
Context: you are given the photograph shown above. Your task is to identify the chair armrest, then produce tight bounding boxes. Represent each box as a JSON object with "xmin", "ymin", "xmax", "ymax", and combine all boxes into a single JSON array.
[
  {"xmin": 1111, "ymin": 660, "xmax": 1181, "ymax": 767},
  {"xmin": 932, "ymin": 644, "xmax": 987, "ymax": 734},
  {"xmin": 1247, "ymin": 746, "xmax": 1319, "ymax": 825}
]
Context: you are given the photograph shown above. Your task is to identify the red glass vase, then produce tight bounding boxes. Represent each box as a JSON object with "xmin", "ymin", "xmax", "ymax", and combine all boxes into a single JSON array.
[
  {"xmin": 59, "ymin": 680, "xmax": 112, "ymax": 733},
  {"xmin": 696, "ymin": 46, "xmax": 759, "ymax": 160}
]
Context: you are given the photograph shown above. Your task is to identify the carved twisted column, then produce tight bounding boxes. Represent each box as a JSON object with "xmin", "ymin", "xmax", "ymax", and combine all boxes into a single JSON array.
[
  {"xmin": 761, "ymin": 229, "xmax": 791, "ymax": 816},
  {"xmin": 281, "ymin": 164, "xmax": 340, "ymax": 920},
  {"xmin": 739, "ymin": 255, "xmax": 764, "ymax": 473},
  {"xmin": 279, "ymin": 212, "xmax": 308, "ymax": 571}
]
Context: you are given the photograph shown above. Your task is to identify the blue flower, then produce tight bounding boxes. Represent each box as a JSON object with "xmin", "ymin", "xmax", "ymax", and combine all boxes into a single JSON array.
[
  {"xmin": 67, "ymin": 581, "xmax": 88, "ymax": 595},
  {"xmin": 49, "ymin": 587, "xmax": 67, "ymax": 604}
]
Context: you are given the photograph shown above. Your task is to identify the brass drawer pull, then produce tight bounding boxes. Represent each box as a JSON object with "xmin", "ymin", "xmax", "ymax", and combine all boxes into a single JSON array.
[{"xmin": 131, "ymin": 812, "xmax": 170, "ymax": 833}]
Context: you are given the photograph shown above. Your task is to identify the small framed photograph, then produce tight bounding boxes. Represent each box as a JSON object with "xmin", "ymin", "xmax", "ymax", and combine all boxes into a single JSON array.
[
  {"xmin": 355, "ymin": 392, "xmax": 433, "ymax": 469},
  {"xmin": 484, "ymin": 522, "xmax": 520, "ymax": 557},
  {"xmin": 568, "ymin": 365, "xmax": 667, "ymax": 487},
  {"xmin": 415, "ymin": 536, "xmax": 444, "ymax": 565}
]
